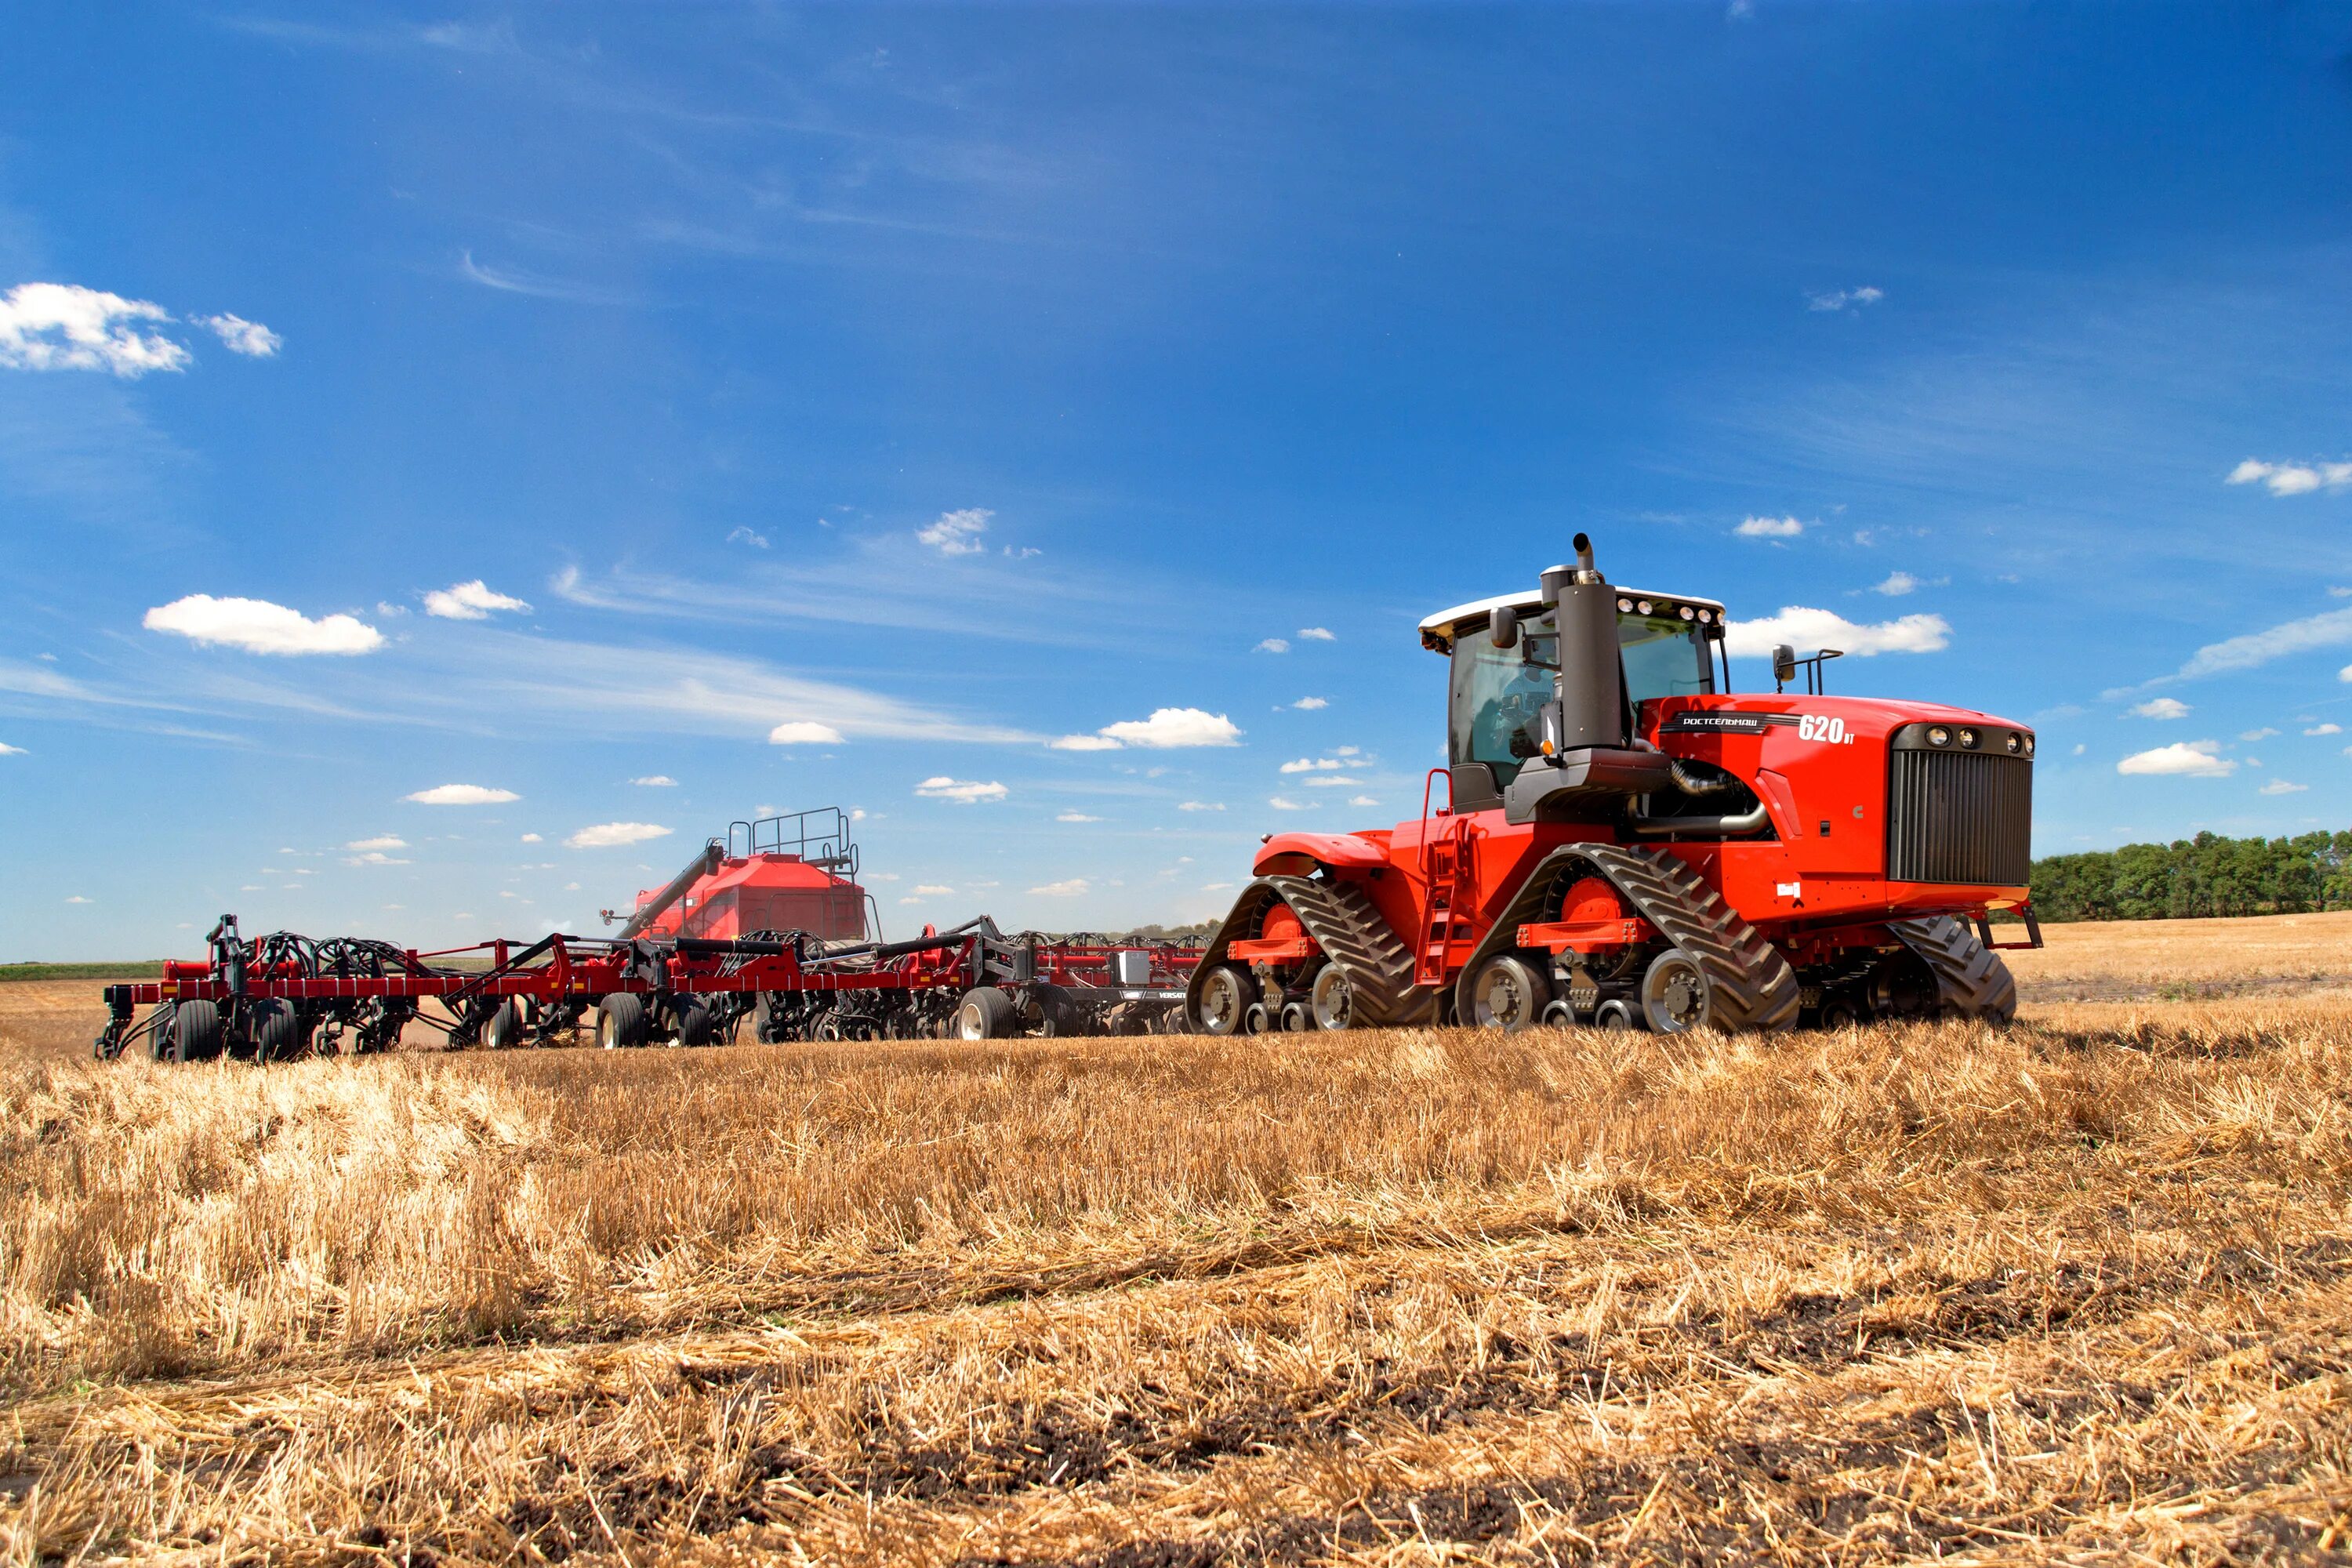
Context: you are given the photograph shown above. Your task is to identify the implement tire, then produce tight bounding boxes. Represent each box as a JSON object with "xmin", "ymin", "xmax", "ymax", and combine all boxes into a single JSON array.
[
  {"xmin": 250, "ymin": 998, "xmax": 310, "ymax": 1062},
  {"xmin": 172, "ymin": 999, "xmax": 223, "ymax": 1063},
  {"xmin": 676, "ymin": 1000, "xmax": 717, "ymax": 1047},
  {"xmin": 596, "ymin": 993, "xmax": 648, "ymax": 1050},
  {"xmin": 953, "ymin": 986, "xmax": 1018, "ymax": 1040},
  {"xmin": 484, "ymin": 1001, "xmax": 525, "ymax": 1051}
]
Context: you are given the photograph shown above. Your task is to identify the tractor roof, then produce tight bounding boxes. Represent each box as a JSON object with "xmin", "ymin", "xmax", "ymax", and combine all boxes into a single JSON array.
[{"xmin": 1418, "ymin": 576, "xmax": 1728, "ymax": 652}]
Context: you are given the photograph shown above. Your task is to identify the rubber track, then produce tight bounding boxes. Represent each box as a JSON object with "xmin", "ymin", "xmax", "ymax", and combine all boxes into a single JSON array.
[
  {"xmin": 1888, "ymin": 915, "xmax": 2019, "ymax": 1022},
  {"xmin": 1454, "ymin": 844, "xmax": 1800, "ymax": 1032},
  {"xmin": 1188, "ymin": 877, "xmax": 1437, "ymax": 1027}
]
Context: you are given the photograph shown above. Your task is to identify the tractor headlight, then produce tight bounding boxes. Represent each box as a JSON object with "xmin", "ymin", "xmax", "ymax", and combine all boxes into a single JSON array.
[
  {"xmin": 1957, "ymin": 727, "xmax": 1979, "ymax": 749},
  {"xmin": 2005, "ymin": 731, "xmax": 2022, "ymax": 754},
  {"xmin": 1927, "ymin": 725, "xmax": 1951, "ymax": 747},
  {"xmin": 1636, "ymin": 599, "xmax": 1653, "ymax": 615},
  {"xmin": 2022, "ymin": 733, "xmax": 2035, "ymax": 757},
  {"xmin": 1696, "ymin": 608, "xmax": 1714, "ymax": 623},
  {"xmin": 1679, "ymin": 604, "xmax": 1694, "ymax": 621},
  {"xmin": 1617, "ymin": 597, "xmax": 1632, "ymax": 612}
]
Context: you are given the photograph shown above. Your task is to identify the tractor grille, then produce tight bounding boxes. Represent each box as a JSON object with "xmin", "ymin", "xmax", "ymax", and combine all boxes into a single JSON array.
[{"xmin": 1886, "ymin": 748, "xmax": 2032, "ymax": 886}]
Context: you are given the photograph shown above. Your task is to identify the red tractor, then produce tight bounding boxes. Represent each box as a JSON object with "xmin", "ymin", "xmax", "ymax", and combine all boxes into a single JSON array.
[{"xmin": 1188, "ymin": 535, "xmax": 2035, "ymax": 1035}]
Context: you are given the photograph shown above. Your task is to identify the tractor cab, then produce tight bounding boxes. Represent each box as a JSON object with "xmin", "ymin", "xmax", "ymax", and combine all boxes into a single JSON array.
[{"xmin": 1417, "ymin": 547, "xmax": 1728, "ymax": 817}]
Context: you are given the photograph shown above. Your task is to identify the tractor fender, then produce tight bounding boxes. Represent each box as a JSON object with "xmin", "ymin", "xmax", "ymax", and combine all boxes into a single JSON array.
[{"xmin": 1252, "ymin": 832, "xmax": 1388, "ymax": 878}]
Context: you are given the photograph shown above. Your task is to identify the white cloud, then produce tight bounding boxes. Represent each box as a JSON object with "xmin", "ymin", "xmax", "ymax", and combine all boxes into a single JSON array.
[
  {"xmin": 768, "ymin": 720, "xmax": 846, "ymax": 745},
  {"xmin": 405, "ymin": 783, "xmax": 520, "ymax": 804},
  {"xmin": 1807, "ymin": 286, "xmax": 1885, "ymax": 312},
  {"xmin": 1268, "ymin": 795, "xmax": 1313, "ymax": 811},
  {"xmin": 2130, "ymin": 698, "xmax": 2191, "ymax": 720},
  {"xmin": 2241, "ymin": 727, "xmax": 2280, "ymax": 741},
  {"xmin": 1050, "ymin": 733, "xmax": 1123, "ymax": 751},
  {"xmin": 1178, "ymin": 800, "xmax": 1223, "ymax": 812},
  {"xmin": 2166, "ymin": 607, "xmax": 2352, "ymax": 681},
  {"xmin": 64, "ymin": 895, "xmax": 92, "ymax": 905},
  {"xmin": 423, "ymin": 580, "xmax": 531, "ymax": 620},
  {"xmin": 520, "ymin": 833, "xmax": 543, "ymax": 843},
  {"xmin": 850, "ymin": 808, "xmax": 867, "ymax": 821},
  {"xmin": 1254, "ymin": 637, "xmax": 1290, "ymax": 654},
  {"xmin": 1301, "ymin": 775, "xmax": 1361, "ymax": 788},
  {"xmin": 0, "ymin": 742, "xmax": 22, "ymax": 756},
  {"xmin": 725, "ymin": 526, "xmax": 770, "ymax": 550},
  {"xmin": 2116, "ymin": 741, "xmax": 2236, "ymax": 779},
  {"xmin": 196, "ymin": 313, "xmax": 281, "ymax": 358},
  {"xmin": 1723, "ymin": 608, "xmax": 1950, "ymax": 658},
  {"xmin": 1297, "ymin": 627, "xmax": 1336, "ymax": 641},
  {"xmin": 1292, "ymin": 697, "xmax": 1328, "ymax": 710},
  {"xmin": 1873, "ymin": 572, "xmax": 1918, "ymax": 597},
  {"xmin": 345, "ymin": 850, "xmax": 411, "ymax": 866},
  {"xmin": 1055, "ymin": 811, "xmax": 1102, "ymax": 822},
  {"xmin": 1736, "ymin": 515, "xmax": 1806, "ymax": 539},
  {"xmin": 915, "ymin": 776, "xmax": 1007, "ymax": 804},
  {"xmin": 1280, "ymin": 757, "xmax": 1344, "ymax": 773},
  {"xmin": 916, "ymin": 507, "xmax": 990, "ymax": 556},
  {"xmin": 145, "ymin": 595, "xmax": 384, "ymax": 655},
  {"xmin": 2259, "ymin": 779, "xmax": 2310, "ymax": 796},
  {"xmin": 2227, "ymin": 459, "xmax": 2352, "ymax": 497},
  {"xmin": 911, "ymin": 884, "xmax": 956, "ymax": 897},
  {"xmin": 346, "ymin": 835, "xmax": 407, "ymax": 851},
  {"xmin": 1348, "ymin": 795, "xmax": 1379, "ymax": 807},
  {"xmin": 1332, "ymin": 746, "xmax": 1360, "ymax": 756},
  {"xmin": 630, "ymin": 774, "xmax": 678, "ymax": 786},
  {"xmin": 2304, "ymin": 723, "xmax": 2343, "ymax": 736},
  {"xmin": 1096, "ymin": 708, "xmax": 1243, "ymax": 749},
  {"xmin": 0, "ymin": 283, "xmax": 191, "ymax": 376},
  {"xmin": 566, "ymin": 821, "xmax": 673, "ymax": 849},
  {"xmin": 1029, "ymin": 878, "xmax": 1089, "ymax": 896}
]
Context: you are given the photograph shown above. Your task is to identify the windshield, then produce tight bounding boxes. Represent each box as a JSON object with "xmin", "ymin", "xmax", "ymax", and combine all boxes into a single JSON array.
[
  {"xmin": 1450, "ymin": 629, "xmax": 1555, "ymax": 786},
  {"xmin": 1619, "ymin": 613, "xmax": 1714, "ymax": 704}
]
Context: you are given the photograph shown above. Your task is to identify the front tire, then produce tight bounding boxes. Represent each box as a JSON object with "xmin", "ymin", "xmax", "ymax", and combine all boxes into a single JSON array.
[
  {"xmin": 1640, "ymin": 950, "xmax": 1714, "ymax": 1033},
  {"xmin": 1193, "ymin": 964, "xmax": 1257, "ymax": 1036},
  {"xmin": 1470, "ymin": 954, "xmax": 1552, "ymax": 1032}
]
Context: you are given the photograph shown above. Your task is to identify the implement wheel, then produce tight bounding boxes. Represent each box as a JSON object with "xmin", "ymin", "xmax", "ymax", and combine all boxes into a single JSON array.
[
  {"xmin": 596, "ymin": 993, "xmax": 648, "ymax": 1050},
  {"xmin": 953, "ymin": 986, "xmax": 1018, "ymax": 1040},
  {"xmin": 251, "ymin": 999, "xmax": 310, "ymax": 1062},
  {"xmin": 675, "ymin": 1000, "xmax": 717, "ymax": 1048},
  {"xmin": 1193, "ymin": 964, "xmax": 1257, "ymax": 1036},
  {"xmin": 484, "ymin": 1001, "xmax": 525, "ymax": 1051},
  {"xmin": 172, "ymin": 999, "xmax": 223, "ymax": 1063},
  {"xmin": 1470, "ymin": 954, "xmax": 1552, "ymax": 1033},
  {"xmin": 1640, "ymin": 950, "xmax": 1714, "ymax": 1033}
]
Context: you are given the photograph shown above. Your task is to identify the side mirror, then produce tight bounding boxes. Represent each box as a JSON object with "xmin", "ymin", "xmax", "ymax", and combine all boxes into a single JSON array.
[
  {"xmin": 1490, "ymin": 606, "xmax": 1520, "ymax": 650},
  {"xmin": 1771, "ymin": 643, "xmax": 1797, "ymax": 688}
]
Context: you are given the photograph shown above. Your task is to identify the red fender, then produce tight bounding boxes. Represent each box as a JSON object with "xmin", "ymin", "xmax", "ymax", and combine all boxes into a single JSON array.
[{"xmin": 1253, "ymin": 831, "xmax": 1389, "ymax": 878}]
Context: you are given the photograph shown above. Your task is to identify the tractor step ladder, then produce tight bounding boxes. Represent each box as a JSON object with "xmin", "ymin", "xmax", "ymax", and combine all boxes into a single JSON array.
[{"xmin": 1414, "ymin": 769, "xmax": 1478, "ymax": 988}]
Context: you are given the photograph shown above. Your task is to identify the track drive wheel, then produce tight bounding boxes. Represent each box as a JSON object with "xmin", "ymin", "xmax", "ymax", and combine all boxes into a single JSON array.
[
  {"xmin": 1193, "ymin": 964, "xmax": 1258, "ymax": 1036},
  {"xmin": 172, "ymin": 999, "xmax": 223, "ymax": 1063},
  {"xmin": 1639, "ymin": 950, "xmax": 1715, "ymax": 1033},
  {"xmin": 1470, "ymin": 953, "xmax": 1552, "ymax": 1033},
  {"xmin": 1309, "ymin": 964, "xmax": 1353, "ymax": 1030},
  {"xmin": 953, "ymin": 985, "xmax": 1018, "ymax": 1040},
  {"xmin": 596, "ymin": 993, "xmax": 648, "ymax": 1050}
]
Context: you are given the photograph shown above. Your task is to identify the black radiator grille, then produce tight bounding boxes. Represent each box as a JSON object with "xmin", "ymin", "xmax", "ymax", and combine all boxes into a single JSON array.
[{"xmin": 1886, "ymin": 749, "xmax": 2032, "ymax": 885}]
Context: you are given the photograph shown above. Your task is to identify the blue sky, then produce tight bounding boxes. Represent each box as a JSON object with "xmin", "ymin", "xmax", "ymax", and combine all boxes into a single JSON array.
[{"xmin": 4, "ymin": 2, "xmax": 2351, "ymax": 958}]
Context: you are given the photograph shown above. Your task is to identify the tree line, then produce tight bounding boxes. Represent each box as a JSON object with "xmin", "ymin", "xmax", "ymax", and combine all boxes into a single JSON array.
[{"xmin": 2027, "ymin": 829, "xmax": 2352, "ymax": 922}]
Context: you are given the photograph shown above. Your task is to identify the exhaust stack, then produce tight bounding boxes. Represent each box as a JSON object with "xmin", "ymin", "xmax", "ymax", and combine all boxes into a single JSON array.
[{"xmin": 1541, "ymin": 531, "xmax": 1628, "ymax": 753}]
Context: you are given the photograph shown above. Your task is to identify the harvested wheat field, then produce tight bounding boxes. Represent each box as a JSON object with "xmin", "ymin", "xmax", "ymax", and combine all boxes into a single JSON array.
[{"xmin": 1, "ymin": 916, "xmax": 2348, "ymax": 1565}]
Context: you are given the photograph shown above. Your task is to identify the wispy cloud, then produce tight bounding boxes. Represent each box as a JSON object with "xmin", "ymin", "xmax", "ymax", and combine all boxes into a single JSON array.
[
  {"xmin": 916, "ymin": 506, "xmax": 991, "ymax": 557},
  {"xmin": 915, "ymin": 775, "xmax": 1007, "ymax": 804},
  {"xmin": 458, "ymin": 249, "xmax": 630, "ymax": 305},
  {"xmin": 423, "ymin": 580, "xmax": 531, "ymax": 620},
  {"xmin": 2129, "ymin": 697, "xmax": 2190, "ymax": 720},
  {"xmin": 405, "ymin": 783, "xmax": 520, "ymax": 805},
  {"xmin": 1736, "ymin": 515, "xmax": 1805, "ymax": 539},
  {"xmin": 1807, "ymin": 285, "xmax": 1884, "ymax": 312},
  {"xmin": 567, "ymin": 821, "xmax": 672, "ymax": 848}
]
